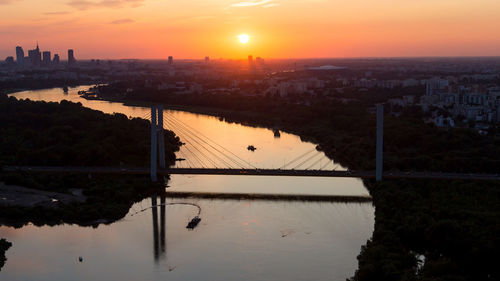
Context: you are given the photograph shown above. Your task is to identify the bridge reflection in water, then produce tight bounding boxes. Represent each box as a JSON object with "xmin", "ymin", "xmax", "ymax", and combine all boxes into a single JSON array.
[{"xmin": 151, "ymin": 195, "xmax": 166, "ymax": 263}]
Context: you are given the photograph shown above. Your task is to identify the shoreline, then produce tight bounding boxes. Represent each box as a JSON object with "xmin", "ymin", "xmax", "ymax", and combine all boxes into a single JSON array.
[
  {"xmin": 90, "ymin": 88, "xmax": 500, "ymax": 280},
  {"xmin": 164, "ymin": 191, "xmax": 372, "ymax": 202}
]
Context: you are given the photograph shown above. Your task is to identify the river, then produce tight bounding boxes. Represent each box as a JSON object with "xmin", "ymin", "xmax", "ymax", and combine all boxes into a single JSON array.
[{"xmin": 1, "ymin": 86, "xmax": 374, "ymax": 281}]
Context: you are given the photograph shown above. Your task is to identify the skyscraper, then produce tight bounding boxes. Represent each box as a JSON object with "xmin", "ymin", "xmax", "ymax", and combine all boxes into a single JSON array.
[
  {"xmin": 28, "ymin": 43, "xmax": 42, "ymax": 66},
  {"xmin": 68, "ymin": 49, "xmax": 76, "ymax": 65},
  {"xmin": 248, "ymin": 55, "xmax": 253, "ymax": 64},
  {"xmin": 53, "ymin": 54, "xmax": 60, "ymax": 64},
  {"xmin": 16, "ymin": 46, "xmax": 24, "ymax": 65},
  {"xmin": 168, "ymin": 56, "xmax": 173, "ymax": 65},
  {"xmin": 42, "ymin": 51, "xmax": 51, "ymax": 65},
  {"xmin": 205, "ymin": 56, "xmax": 210, "ymax": 63}
]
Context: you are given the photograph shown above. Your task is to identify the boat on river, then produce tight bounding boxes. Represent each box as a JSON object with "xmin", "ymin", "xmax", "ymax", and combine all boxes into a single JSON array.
[{"xmin": 273, "ymin": 129, "xmax": 281, "ymax": 138}]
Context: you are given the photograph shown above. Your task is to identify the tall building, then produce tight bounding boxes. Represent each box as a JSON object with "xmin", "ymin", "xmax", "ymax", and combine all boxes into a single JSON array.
[
  {"xmin": 68, "ymin": 49, "xmax": 76, "ymax": 65},
  {"xmin": 205, "ymin": 56, "xmax": 210, "ymax": 63},
  {"xmin": 16, "ymin": 46, "xmax": 24, "ymax": 65},
  {"xmin": 28, "ymin": 44, "xmax": 42, "ymax": 66},
  {"xmin": 168, "ymin": 56, "xmax": 173, "ymax": 65},
  {"xmin": 53, "ymin": 54, "xmax": 60, "ymax": 64},
  {"xmin": 42, "ymin": 51, "xmax": 51, "ymax": 65},
  {"xmin": 248, "ymin": 55, "xmax": 253, "ymax": 64}
]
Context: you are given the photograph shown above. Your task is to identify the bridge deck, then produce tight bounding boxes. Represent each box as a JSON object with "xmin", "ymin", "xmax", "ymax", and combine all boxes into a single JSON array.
[{"xmin": 2, "ymin": 166, "xmax": 500, "ymax": 181}]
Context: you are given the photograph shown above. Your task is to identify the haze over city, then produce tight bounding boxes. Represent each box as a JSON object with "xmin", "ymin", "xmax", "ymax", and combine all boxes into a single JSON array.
[{"xmin": 1, "ymin": 0, "xmax": 500, "ymax": 59}]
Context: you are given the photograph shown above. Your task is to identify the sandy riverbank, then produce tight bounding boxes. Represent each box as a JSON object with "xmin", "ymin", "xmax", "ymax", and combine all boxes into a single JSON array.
[{"xmin": 0, "ymin": 182, "xmax": 86, "ymax": 208}]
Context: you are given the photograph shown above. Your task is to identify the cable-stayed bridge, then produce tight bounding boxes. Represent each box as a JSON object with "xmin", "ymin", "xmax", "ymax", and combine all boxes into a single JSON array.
[
  {"xmin": 2, "ymin": 105, "xmax": 500, "ymax": 182},
  {"xmin": 148, "ymin": 105, "xmax": 373, "ymax": 182}
]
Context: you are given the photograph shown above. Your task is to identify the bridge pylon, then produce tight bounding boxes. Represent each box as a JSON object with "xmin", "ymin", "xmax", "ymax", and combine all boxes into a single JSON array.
[{"xmin": 150, "ymin": 105, "xmax": 166, "ymax": 182}]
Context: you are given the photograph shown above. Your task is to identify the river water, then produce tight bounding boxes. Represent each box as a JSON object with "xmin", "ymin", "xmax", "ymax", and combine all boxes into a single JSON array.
[{"xmin": 1, "ymin": 86, "xmax": 374, "ymax": 281}]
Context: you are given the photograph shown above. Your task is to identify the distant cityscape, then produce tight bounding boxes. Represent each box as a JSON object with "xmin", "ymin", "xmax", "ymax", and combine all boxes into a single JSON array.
[
  {"xmin": 4, "ymin": 44, "xmax": 76, "ymax": 68},
  {"xmin": 1, "ymin": 45, "xmax": 500, "ymax": 128}
]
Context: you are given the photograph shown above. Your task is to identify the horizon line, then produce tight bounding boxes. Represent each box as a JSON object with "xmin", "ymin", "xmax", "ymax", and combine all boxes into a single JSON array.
[{"xmin": 70, "ymin": 55, "xmax": 500, "ymax": 61}]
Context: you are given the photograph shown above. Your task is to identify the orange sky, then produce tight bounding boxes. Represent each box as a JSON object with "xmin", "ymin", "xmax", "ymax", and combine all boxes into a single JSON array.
[{"xmin": 1, "ymin": 0, "xmax": 499, "ymax": 59}]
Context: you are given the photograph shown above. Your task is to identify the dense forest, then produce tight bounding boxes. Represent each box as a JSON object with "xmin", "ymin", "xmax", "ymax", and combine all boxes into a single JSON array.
[
  {"xmin": 96, "ymin": 84, "xmax": 500, "ymax": 281},
  {"xmin": 0, "ymin": 94, "xmax": 179, "ymax": 167},
  {"xmin": 0, "ymin": 93, "xmax": 182, "ymax": 224},
  {"xmin": 98, "ymin": 84, "xmax": 500, "ymax": 173},
  {"xmin": 0, "ymin": 93, "xmax": 182, "ymax": 269}
]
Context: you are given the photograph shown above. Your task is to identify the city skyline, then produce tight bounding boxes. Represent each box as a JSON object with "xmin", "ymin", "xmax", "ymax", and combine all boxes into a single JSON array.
[
  {"xmin": 7, "ymin": 43, "xmax": 73, "ymax": 67},
  {"xmin": 1, "ymin": 0, "xmax": 500, "ymax": 59}
]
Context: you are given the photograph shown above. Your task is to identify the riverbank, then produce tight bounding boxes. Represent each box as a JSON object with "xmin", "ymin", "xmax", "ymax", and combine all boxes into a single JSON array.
[
  {"xmin": 0, "ymin": 93, "xmax": 182, "ymax": 227},
  {"xmin": 0, "ymin": 238, "xmax": 11, "ymax": 271},
  {"xmin": 2, "ymin": 86, "xmax": 375, "ymax": 280},
  {"xmin": 93, "ymin": 88, "xmax": 499, "ymax": 281},
  {"xmin": 0, "ymin": 182, "xmax": 86, "ymax": 208},
  {"xmin": 164, "ymin": 191, "xmax": 372, "ymax": 202}
]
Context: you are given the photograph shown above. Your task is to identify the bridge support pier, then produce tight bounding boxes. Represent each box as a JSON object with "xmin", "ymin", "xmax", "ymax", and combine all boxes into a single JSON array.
[
  {"xmin": 151, "ymin": 195, "xmax": 159, "ymax": 262},
  {"xmin": 157, "ymin": 106, "xmax": 166, "ymax": 169},
  {"xmin": 150, "ymin": 106, "xmax": 158, "ymax": 182},
  {"xmin": 376, "ymin": 104, "xmax": 384, "ymax": 182},
  {"xmin": 151, "ymin": 105, "xmax": 167, "ymax": 182}
]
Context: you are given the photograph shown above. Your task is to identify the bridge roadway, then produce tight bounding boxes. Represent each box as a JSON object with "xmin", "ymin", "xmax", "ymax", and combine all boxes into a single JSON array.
[{"xmin": 2, "ymin": 166, "xmax": 500, "ymax": 181}]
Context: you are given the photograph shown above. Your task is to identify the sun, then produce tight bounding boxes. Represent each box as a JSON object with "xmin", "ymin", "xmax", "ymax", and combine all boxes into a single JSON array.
[{"xmin": 238, "ymin": 34, "xmax": 250, "ymax": 44}]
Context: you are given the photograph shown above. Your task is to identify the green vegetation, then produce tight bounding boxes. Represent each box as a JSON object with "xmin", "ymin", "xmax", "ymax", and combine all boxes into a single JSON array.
[
  {"xmin": 0, "ymin": 238, "xmax": 12, "ymax": 271},
  {"xmin": 353, "ymin": 179, "xmax": 499, "ymax": 281},
  {"xmin": 0, "ymin": 93, "xmax": 182, "ymax": 226},
  {"xmin": 0, "ymin": 94, "xmax": 179, "ymax": 167},
  {"xmin": 98, "ymin": 85, "xmax": 500, "ymax": 281},
  {"xmin": 99, "ymin": 86, "xmax": 500, "ymax": 173}
]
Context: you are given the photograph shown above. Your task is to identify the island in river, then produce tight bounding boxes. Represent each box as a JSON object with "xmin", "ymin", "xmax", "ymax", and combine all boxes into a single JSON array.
[{"xmin": 0, "ymin": 93, "xmax": 182, "ymax": 270}]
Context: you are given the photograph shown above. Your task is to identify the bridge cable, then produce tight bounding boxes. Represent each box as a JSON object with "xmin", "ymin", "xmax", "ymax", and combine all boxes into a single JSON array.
[
  {"xmin": 141, "ymin": 112, "xmax": 151, "ymax": 121},
  {"xmin": 168, "ymin": 114, "xmax": 256, "ymax": 169},
  {"xmin": 293, "ymin": 151, "xmax": 324, "ymax": 170},
  {"xmin": 320, "ymin": 159, "xmax": 335, "ymax": 170},
  {"xmin": 305, "ymin": 155, "xmax": 331, "ymax": 170},
  {"xmin": 166, "ymin": 117, "xmax": 241, "ymax": 169},
  {"xmin": 183, "ymin": 145, "xmax": 208, "ymax": 168},
  {"xmin": 282, "ymin": 148, "xmax": 317, "ymax": 169},
  {"xmin": 167, "ymin": 122, "xmax": 217, "ymax": 168},
  {"xmin": 179, "ymin": 140, "xmax": 210, "ymax": 168},
  {"xmin": 166, "ymin": 115, "xmax": 247, "ymax": 169},
  {"xmin": 165, "ymin": 118, "xmax": 228, "ymax": 168},
  {"xmin": 166, "ymin": 117, "xmax": 230, "ymax": 168},
  {"xmin": 176, "ymin": 149, "xmax": 192, "ymax": 168},
  {"xmin": 166, "ymin": 120, "xmax": 213, "ymax": 168},
  {"xmin": 160, "ymin": 119, "xmax": 198, "ymax": 168}
]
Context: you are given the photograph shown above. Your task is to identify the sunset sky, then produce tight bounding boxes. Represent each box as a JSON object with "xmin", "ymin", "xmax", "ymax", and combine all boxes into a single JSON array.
[{"xmin": 1, "ymin": 0, "xmax": 499, "ymax": 59}]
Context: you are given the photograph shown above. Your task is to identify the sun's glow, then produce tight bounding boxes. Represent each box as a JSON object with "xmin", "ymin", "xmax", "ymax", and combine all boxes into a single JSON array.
[{"xmin": 238, "ymin": 34, "xmax": 250, "ymax": 44}]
